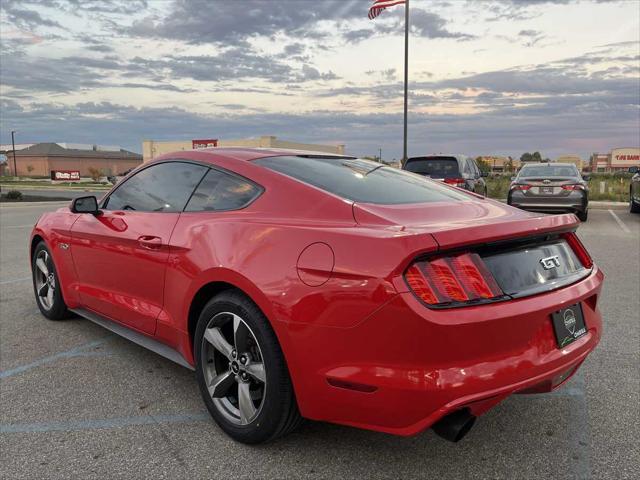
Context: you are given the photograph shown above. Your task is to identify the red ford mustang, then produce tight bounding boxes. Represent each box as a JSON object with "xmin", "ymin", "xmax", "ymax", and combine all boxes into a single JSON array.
[{"xmin": 30, "ymin": 148, "xmax": 603, "ymax": 443}]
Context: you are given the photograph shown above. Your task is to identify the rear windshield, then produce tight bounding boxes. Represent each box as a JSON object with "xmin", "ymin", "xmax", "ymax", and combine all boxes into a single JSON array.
[
  {"xmin": 518, "ymin": 164, "xmax": 579, "ymax": 178},
  {"xmin": 253, "ymin": 156, "xmax": 470, "ymax": 205},
  {"xmin": 404, "ymin": 157, "xmax": 460, "ymax": 178}
]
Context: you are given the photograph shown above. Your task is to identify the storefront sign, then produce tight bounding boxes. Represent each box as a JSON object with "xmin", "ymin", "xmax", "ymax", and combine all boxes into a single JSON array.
[
  {"xmin": 51, "ymin": 170, "xmax": 81, "ymax": 181},
  {"xmin": 192, "ymin": 139, "xmax": 218, "ymax": 149}
]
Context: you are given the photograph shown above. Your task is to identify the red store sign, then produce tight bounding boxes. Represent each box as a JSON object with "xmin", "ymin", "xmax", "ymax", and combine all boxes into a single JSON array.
[
  {"xmin": 51, "ymin": 170, "xmax": 81, "ymax": 181},
  {"xmin": 192, "ymin": 139, "xmax": 218, "ymax": 149}
]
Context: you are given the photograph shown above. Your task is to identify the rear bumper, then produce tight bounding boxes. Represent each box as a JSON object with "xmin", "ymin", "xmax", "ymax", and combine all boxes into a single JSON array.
[
  {"xmin": 508, "ymin": 191, "xmax": 588, "ymax": 213},
  {"xmin": 283, "ymin": 267, "xmax": 603, "ymax": 436}
]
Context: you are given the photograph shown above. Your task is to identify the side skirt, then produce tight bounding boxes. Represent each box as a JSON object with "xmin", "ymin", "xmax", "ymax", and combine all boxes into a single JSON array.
[{"xmin": 71, "ymin": 308, "xmax": 194, "ymax": 371}]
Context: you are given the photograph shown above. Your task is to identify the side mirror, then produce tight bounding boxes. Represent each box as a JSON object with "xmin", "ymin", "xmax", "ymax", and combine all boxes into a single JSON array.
[
  {"xmin": 481, "ymin": 170, "xmax": 489, "ymax": 177},
  {"xmin": 629, "ymin": 166, "xmax": 639, "ymax": 174},
  {"xmin": 71, "ymin": 196, "xmax": 100, "ymax": 215},
  {"xmin": 510, "ymin": 176, "xmax": 516, "ymax": 181},
  {"xmin": 582, "ymin": 174, "xmax": 591, "ymax": 181}
]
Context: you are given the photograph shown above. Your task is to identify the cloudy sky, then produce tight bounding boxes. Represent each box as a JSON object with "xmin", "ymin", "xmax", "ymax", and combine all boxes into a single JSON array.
[{"xmin": 1, "ymin": 0, "xmax": 639, "ymax": 160}]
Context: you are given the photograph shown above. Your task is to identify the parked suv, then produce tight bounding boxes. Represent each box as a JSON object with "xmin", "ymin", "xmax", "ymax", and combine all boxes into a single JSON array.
[
  {"xmin": 630, "ymin": 166, "xmax": 640, "ymax": 213},
  {"xmin": 403, "ymin": 155, "xmax": 487, "ymax": 196}
]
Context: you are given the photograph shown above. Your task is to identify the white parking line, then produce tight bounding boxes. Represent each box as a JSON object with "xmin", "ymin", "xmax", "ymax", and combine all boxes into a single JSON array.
[
  {"xmin": 2, "ymin": 224, "xmax": 34, "ymax": 229},
  {"xmin": 608, "ymin": 209, "xmax": 631, "ymax": 234},
  {"xmin": 0, "ymin": 276, "xmax": 31, "ymax": 285}
]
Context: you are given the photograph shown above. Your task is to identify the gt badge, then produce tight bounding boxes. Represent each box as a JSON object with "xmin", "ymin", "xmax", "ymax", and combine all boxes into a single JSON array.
[{"xmin": 540, "ymin": 255, "xmax": 561, "ymax": 270}]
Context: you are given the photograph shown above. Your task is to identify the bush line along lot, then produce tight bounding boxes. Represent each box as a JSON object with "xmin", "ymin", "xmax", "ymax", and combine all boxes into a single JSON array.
[{"xmin": 0, "ymin": 202, "xmax": 638, "ymax": 479}]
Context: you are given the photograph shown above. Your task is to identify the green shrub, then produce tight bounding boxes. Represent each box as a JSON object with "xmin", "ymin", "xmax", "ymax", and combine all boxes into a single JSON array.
[{"xmin": 5, "ymin": 190, "xmax": 23, "ymax": 200}]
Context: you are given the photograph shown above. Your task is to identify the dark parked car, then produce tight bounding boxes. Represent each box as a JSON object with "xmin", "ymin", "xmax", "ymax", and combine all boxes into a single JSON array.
[
  {"xmin": 107, "ymin": 168, "xmax": 133, "ymax": 185},
  {"xmin": 403, "ymin": 155, "xmax": 487, "ymax": 196},
  {"xmin": 629, "ymin": 166, "xmax": 640, "ymax": 213},
  {"xmin": 508, "ymin": 163, "xmax": 589, "ymax": 221}
]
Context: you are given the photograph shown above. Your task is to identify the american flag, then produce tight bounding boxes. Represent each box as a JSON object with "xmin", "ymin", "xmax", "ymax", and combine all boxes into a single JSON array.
[{"xmin": 368, "ymin": 0, "xmax": 406, "ymax": 20}]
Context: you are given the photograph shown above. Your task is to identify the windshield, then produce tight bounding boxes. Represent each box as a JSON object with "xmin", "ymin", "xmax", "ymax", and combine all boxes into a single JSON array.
[
  {"xmin": 254, "ymin": 156, "xmax": 470, "ymax": 205},
  {"xmin": 404, "ymin": 157, "xmax": 460, "ymax": 178},
  {"xmin": 518, "ymin": 164, "xmax": 579, "ymax": 178}
]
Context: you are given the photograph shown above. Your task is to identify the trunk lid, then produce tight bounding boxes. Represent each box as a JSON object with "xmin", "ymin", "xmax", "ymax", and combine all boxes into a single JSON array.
[
  {"xmin": 517, "ymin": 178, "xmax": 580, "ymax": 196},
  {"xmin": 353, "ymin": 198, "xmax": 580, "ymax": 250}
]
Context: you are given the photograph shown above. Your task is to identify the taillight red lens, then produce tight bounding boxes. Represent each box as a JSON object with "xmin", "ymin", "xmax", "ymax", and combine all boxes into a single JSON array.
[
  {"xmin": 425, "ymin": 258, "xmax": 468, "ymax": 302},
  {"xmin": 450, "ymin": 253, "xmax": 502, "ymax": 299},
  {"xmin": 562, "ymin": 232, "xmax": 593, "ymax": 268},
  {"xmin": 405, "ymin": 264, "xmax": 439, "ymax": 304},
  {"xmin": 561, "ymin": 184, "xmax": 585, "ymax": 191},
  {"xmin": 405, "ymin": 253, "xmax": 503, "ymax": 306},
  {"xmin": 510, "ymin": 184, "xmax": 531, "ymax": 191},
  {"xmin": 444, "ymin": 178, "xmax": 466, "ymax": 187}
]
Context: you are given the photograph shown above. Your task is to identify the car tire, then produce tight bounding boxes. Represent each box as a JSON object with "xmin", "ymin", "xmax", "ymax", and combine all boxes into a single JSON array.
[
  {"xmin": 577, "ymin": 210, "xmax": 588, "ymax": 222},
  {"xmin": 631, "ymin": 193, "xmax": 640, "ymax": 213},
  {"xmin": 31, "ymin": 241, "xmax": 71, "ymax": 320},
  {"xmin": 194, "ymin": 290, "xmax": 302, "ymax": 444}
]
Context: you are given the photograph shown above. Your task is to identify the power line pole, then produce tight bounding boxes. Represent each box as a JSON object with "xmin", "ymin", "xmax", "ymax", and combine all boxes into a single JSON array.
[
  {"xmin": 379, "ymin": 147, "xmax": 382, "ymax": 163},
  {"xmin": 402, "ymin": 0, "xmax": 410, "ymax": 165},
  {"xmin": 11, "ymin": 130, "xmax": 17, "ymax": 177}
]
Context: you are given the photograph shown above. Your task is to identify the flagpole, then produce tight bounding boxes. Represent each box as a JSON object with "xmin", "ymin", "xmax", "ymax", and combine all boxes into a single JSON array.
[{"xmin": 402, "ymin": 0, "xmax": 409, "ymax": 164}]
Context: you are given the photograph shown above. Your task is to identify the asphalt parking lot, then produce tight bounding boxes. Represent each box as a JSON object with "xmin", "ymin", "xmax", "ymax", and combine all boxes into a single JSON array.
[{"xmin": 1, "ymin": 202, "xmax": 638, "ymax": 480}]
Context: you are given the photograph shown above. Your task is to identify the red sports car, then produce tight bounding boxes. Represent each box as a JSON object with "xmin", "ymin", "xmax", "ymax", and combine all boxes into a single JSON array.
[{"xmin": 30, "ymin": 148, "xmax": 603, "ymax": 444}]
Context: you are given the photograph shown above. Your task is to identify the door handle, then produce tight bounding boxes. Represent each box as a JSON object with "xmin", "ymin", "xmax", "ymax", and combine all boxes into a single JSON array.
[{"xmin": 137, "ymin": 235, "xmax": 162, "ymax": 249}]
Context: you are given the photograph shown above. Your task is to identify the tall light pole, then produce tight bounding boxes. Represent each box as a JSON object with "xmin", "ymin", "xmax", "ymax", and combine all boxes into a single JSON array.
[
  {"xmin": 11, "ymin": 130, "xmax": 17, "ymax": 177},
  {"xmin": 402, "ymin": 0, "xmax": 410, "ymax": 165},
  {"xmin": 379, "ymin": 147, "xmax": 382, "ymax": 163}
]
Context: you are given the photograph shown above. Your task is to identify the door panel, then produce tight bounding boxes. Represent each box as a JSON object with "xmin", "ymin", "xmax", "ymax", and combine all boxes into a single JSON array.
[{"xmin": 70, "ymin": 211, "xmax": 179, "ymax": 334}]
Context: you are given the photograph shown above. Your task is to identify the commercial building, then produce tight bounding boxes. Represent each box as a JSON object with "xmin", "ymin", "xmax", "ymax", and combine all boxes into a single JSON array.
[
  {"xmin": 555, "ymin": 155, "xmax": 584, "ymax": 171},
  {"xmin": 143, "ymin": 135, "xmax": 346, "ymax": 162},
  {"xmin": 589, "ymin": 147, "xmax": 640, "ymax": 172},
  {"xmin": 4, "ymin": 143, "xmax": 142, "ymax": 177}
]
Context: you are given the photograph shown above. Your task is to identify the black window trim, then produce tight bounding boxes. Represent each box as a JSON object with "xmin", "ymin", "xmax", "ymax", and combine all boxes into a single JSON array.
[{"xmin": 101, "ymin": 158, "xmax": 264, "ymax": 213}]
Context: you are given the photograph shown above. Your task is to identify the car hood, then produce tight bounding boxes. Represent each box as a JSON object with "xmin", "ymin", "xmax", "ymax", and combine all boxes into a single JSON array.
[{"xmin": 353, "ymin": 198, "xmax": 580, "ymax": 249}]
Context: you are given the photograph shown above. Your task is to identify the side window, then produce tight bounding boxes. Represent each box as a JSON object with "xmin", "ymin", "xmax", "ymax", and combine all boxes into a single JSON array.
[
  {"xmin": 185, "ymin": 168, "xmax": 262, "ymax": 212},
  {"xmin": 105, "ymin": 162, "xmax": 207, "ymax": 212},
  {"xmin": 470, "ymin": 159, "xmax": 481, "ymax": 177},
  {"xmin": 462, "ymin": 158, "xmax": 472, "ymax": 176}
]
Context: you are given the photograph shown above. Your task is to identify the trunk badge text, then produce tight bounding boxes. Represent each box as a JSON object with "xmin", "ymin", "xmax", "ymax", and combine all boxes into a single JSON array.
[{"xmin": 540, "ymin": 255, "xmax": 561, "ymax": 270}]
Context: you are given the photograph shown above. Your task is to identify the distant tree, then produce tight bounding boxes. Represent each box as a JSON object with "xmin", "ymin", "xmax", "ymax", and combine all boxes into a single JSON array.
[
  {"xmin": 88, "ymin": 167, "xmax": 102, "ymax": 182},
  {"xmin": 520, "ymin": 152, "xmax": 533, "ymax": 163},
  {"xmin": 26, "ymin": 164, "xmax": 34, "ymax": 175},
  {"xmin": 475, "ymin": 157, "xmax": 491, "ymax": 175},
  {"xmin": 505, "ymin": 157, "xmax": 515, "ymax": 173},
  {"xmin": 521, "ymin": 152, "xmax": 545, "ymax": 163}
]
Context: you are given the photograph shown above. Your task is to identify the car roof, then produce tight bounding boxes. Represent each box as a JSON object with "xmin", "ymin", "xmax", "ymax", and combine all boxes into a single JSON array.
[
  {"xmin": 155, "ymin": 147, "xmax": 354, "ymax": 164},
  {"xmin": 520, "ymin": 162, "xmax": 577, "ymax": 168},
  {"xmin": 406, "ymin": 154, "xmax": 469, "ymax": 162}
]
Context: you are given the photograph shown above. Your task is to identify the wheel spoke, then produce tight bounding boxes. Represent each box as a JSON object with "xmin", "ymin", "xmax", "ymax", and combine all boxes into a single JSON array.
[
  {"xmin": 36, "ymin": 258, "xmax": 48, "ymax": 276},
  {"xmin": 37, "ymin": 283, "xmax": 49, "ymax": 297},
  {"xmin": 233, "ymin": 315, "xmax": 250, "ymax": 353},
  {"xmin": 238, "ymin": 382, "xmax": 256, "ymax": 424},
  {"xmin": 245, "ymin": 362, "xmax": 266, "ymax": 383},
  {"xmin": 208, "ymin": 371, "xmax": 235, "ymax": 398},
  {"xmin": 46, "ymin": 287, "xmax": 54, "ymax": 306},
  {"xmin": 204, "ymin": 327, "xmax": 233, "ymax": 359}
]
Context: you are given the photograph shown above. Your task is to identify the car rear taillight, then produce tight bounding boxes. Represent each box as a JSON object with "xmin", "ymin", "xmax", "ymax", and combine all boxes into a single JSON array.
[
  {"xmin": 510, "ymin": 184, "xmax": 531, "ymax": 191},
  {"xmin": 561, "ymin": 184, "xmax": 585, "ymax": 191},
  {"xmin": 404, "ymin": 253, "xmax": 503, "ymax": 307},
  {"xmin": 444, "ymin": 178, "xmax": 466, "ymax": 188},
  {"xmin": 562, "ymin": 232, "xmax": 593, "ymax": 268}
]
